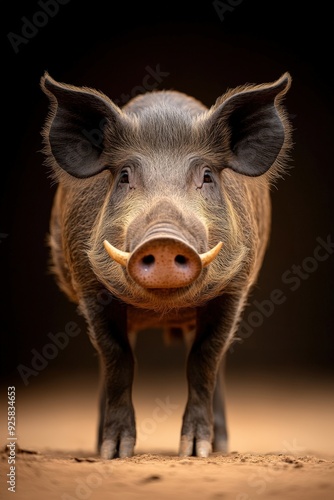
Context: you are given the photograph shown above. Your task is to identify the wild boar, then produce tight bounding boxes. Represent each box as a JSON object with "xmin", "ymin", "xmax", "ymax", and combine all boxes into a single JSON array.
[{"xmin": 40, "ymin": 72, "xmax": 291, "ymax": 458}]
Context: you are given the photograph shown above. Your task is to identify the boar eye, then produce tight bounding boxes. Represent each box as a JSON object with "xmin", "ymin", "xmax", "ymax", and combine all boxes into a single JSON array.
[
  {"xmin": 203, "ymin": 169, "xmax": 213, "ymax": 183},
  {"xmin": 119, "ymin": 169, "xmax": 130, "ymax": 184}
]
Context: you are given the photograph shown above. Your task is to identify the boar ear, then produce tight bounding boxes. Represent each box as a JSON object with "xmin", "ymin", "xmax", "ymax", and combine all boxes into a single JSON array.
[
  {"xmin": 208, "ymin": 73, "xmax": 291, "ymax": 176},
  {"xmin": 40, "ymin": 72, "xmax": 125, "ymax": 178}
]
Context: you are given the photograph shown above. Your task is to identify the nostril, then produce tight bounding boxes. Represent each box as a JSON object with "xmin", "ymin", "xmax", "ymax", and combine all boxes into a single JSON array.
[
  {"xmin": 142, "ymin": 254, "xmax": 155, "ymax": 266},
  {"xmin": 175, "ymin": 254, "xmax": 188, "ymax": 266}
]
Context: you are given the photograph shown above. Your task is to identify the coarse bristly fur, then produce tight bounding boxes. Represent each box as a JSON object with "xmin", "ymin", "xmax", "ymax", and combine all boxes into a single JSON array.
[
  {"xmin": 42, "ymin": 74, "xmax": 291, "ymax": 332},
  {"xmin": 40, "ymin": 72, "xmax": 292, "ymax": 459}
]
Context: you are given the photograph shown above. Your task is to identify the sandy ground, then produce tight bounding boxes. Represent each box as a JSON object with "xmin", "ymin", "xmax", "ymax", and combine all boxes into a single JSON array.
[{"xmin": 1, "ymin": 369, "xmax": 334, "ymax": 499}]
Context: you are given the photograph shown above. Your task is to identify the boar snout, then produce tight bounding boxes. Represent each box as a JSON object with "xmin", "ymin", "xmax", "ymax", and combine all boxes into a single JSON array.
[
  {"xmin": 128, "ymin": 237, "xmax": 202, "ymax": 288},
  {"xmin": 104, "ymin": 238, "xmax": 223, "ymax": 289},
  {"xmin": 104, "ymin": 198, "xmax": 223, "ymax": 289}
]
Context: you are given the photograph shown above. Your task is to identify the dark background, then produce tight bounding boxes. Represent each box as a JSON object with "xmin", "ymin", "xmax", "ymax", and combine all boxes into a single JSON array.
[{"xmin": 1, "ymin": 0, "xmax": 333, "ymax": 387}]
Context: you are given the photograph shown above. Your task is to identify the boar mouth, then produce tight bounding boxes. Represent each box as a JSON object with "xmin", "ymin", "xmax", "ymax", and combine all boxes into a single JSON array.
[
  {"xmin": 104, "ymin": 239, "xmax": 223, "ymax": 290},
  {"xmin": 146, "ymin": 287, "xmax": 188, "ymax": 295}
]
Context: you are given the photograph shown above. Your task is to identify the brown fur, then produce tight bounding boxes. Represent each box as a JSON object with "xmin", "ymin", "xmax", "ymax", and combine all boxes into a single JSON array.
[{"xmin": 41, "ymin": 72, "xmax": 292, "ymax": 458}]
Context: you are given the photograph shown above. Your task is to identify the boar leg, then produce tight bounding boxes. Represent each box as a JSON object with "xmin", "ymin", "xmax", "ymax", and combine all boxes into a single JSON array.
[
  {"xmin": 212, "ymin": 358, "xmax": 228, "ymax": 452},
  {"xmin": 97, "ymin": 385, "xmax": 106, "ymax": 452},
  {"xmin": 84, "ymin": 295, "xmax": 136, "ymax": 459},
  {"xmin": 180, "ymin": 293, "xmax": 241, "ymax": 457}
]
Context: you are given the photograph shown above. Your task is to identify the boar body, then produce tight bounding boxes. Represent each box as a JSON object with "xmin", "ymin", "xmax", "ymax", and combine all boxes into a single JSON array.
[{"xmin": 41, "ymin": 73, "xmax": 291, "ymax": 458}]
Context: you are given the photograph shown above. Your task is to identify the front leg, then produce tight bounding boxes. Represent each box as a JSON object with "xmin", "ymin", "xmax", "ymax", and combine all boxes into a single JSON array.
[
  {"xmin": 179, "ymin": 293, "xmax": 244, "ymax": 457},
  {"xmin": 213, "ymin": 357, "xmax": 228, "ymax": 453},
  {"xmin": 82, "ymin": 293, "xmax": 136, "ymax": 459}
]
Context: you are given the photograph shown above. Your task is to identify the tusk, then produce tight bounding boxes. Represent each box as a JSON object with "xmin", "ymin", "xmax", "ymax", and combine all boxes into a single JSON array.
[
  {"xmin": 199, "ymin": 241, "xmax": 223, "ymax": 267},
  {"xmin": 103, "ymin": 240, "xmax": 130, "ymax": 267}
]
